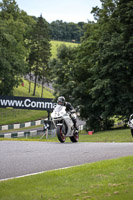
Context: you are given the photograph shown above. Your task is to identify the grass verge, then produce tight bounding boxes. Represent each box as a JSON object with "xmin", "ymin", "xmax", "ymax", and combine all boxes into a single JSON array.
[
  {"xmin": 0, "ymin": 128, "xmax": 132, "ymax": 142},
  {"xmin": 0, "ymin": 156, "xmax": 133, "ymax": 200},
  {"xmin": 79, "ymin": 128, "xmax": 133, "ymax": 143},
  {"xmin": 0, "ymin": 108, "xmax": 47, "ymax": 125}
]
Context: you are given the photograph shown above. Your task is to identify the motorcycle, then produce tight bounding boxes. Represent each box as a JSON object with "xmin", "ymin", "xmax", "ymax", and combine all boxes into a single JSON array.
[
  {"xmin": 51, "ymin": 104, "xmax": 79, "ymax": 143},
  {"xmin": 128, "ymin": 114, "xmax": 133, "ymax": 137}
]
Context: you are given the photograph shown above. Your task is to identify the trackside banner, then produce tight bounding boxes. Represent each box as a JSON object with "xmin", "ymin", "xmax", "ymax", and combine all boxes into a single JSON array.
[{"xmin": 0, "ymin": 96, "xmax": 55, "ymax": 111}]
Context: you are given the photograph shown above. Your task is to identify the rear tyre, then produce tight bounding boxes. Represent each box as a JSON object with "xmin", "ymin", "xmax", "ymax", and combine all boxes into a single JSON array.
[
  {"xmin": 57, "ymin": 126, "xmax": 66, "ymax": 143},
  {"xmin": 131, "ymin": 129, "xmax": 133, "ymax": 137},
  {"xmin": 70, "ymin": 131, "xmax": 79, "ymax": 142}
]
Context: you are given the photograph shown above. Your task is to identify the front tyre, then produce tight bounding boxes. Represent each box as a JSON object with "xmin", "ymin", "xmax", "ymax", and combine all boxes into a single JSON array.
[
  {"xmin": 70, "ymin": 131, "xmax": 79, "ymax": 142},
  {"xmin": 57, "ymin": 126, "xmax": 66, "ymax": 143}
]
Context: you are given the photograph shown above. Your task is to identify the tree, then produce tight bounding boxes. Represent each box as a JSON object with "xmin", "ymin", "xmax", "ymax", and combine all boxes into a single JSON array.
[
  {"xmin": 81, "ymin": 0, "xmax": 133, "ymax": 128},
  {"xmin": 50, "ymin": 0, "xmax": 133, "ymax": 131},
  {"xmin": 28, "ymin": 15, "xmax": 51, "ymax": 96},
  {"xmin": 50, "ymin": 44, "xmax": 77, "ymax": 100},
  {"xmin": 0, "ymin": 0, "xmax": 20, "ymax": 20},
  {"xmin": 89, "ymin": 0, "xmax": 133, "ymax": 119},
  {"xmin": 0, "ymin": 0, "xmax": 31, "ymax": 95}
]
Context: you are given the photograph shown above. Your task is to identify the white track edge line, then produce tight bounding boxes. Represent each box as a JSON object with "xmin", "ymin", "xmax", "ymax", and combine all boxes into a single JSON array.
[{"xmin": 0, "ymin": 164, "xmax": 86, "ymax": 182}]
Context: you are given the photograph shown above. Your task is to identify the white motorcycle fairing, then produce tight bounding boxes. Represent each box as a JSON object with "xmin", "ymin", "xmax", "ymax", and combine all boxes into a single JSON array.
[{"xmin": 51, "ymin": 105, "xmax": 75, "ymax": 137}]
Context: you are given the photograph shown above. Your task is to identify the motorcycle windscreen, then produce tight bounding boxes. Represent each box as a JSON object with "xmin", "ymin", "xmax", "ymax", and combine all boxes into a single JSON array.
[{"xmin": 54, "ymin": 105, "xmax": 66, "ymax": 112}]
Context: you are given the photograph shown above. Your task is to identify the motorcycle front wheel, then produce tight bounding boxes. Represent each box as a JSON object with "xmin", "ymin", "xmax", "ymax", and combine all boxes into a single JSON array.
[
  {"xmin": 57, "ymin": 126, "xmax": 66, "ymax": 143},
  {"xmin": 70, "ymin": 131, "xmax": 79, "ymax": 142}
]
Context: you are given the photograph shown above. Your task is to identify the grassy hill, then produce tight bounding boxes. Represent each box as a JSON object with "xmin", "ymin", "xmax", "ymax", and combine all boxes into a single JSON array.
[{"xmin": 14, "ymin": 79, "xmax": 54, "ymax": 98}]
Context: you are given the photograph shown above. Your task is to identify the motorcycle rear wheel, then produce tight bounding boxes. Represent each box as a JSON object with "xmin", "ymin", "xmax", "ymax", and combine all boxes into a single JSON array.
[
  {"xmin": 57, "ymin": 126, "xmax": 66, "ymax": 143},
  {"xmin": 70, "ymin": 131, "xmax": 79, "ymax": 142}
]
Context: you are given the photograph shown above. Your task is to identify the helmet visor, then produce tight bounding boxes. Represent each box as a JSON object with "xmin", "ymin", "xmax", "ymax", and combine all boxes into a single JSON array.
[{"xmin": 58, "ymin": 101, "xmax": 63, "ymax": 105}]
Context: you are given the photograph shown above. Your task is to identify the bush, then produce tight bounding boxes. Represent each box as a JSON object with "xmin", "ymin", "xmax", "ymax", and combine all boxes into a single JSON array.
[{"xmin": 86, "ymin": 116, "xmax": 114, "ymax": 132}]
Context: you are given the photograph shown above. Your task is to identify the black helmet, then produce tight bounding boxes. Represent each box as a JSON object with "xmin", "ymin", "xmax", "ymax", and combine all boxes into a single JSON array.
[{"xmin": 57, "ymin": 96, "xmax": 65, "ymax": 106}]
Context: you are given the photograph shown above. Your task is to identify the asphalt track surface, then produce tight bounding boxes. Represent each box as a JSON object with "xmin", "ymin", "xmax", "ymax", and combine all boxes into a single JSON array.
[{"xmin": 0, "ymin": 141, "xmax": 133, "ymax": 180}]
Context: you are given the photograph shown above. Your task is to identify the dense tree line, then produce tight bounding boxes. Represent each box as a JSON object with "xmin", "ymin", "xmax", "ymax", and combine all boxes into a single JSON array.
[
  {"xmin": 32, "ymin": 17, "xmax": 86, "ymax": 43},
  {"xmin": 49, "ymin": 20, "xmax": 86, "ymax": 43},
  {"xmin": 50, "ymin": 0, "xmax": 133, "ymax": 131}
]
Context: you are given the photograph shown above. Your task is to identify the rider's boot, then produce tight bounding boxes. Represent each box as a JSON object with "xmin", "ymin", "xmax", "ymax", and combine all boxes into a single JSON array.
[
  {"xmin": 74, "ymin": 122, "xmax": 78, "ymax": 134},
  {"xmin": 71, "ymin": 118, "xmax": 78, "ymax": 133}
]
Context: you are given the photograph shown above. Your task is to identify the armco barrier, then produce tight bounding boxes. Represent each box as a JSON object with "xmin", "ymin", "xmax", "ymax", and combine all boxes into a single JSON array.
[
  {"xmin": 0, "ymin": 119, "xmax": 84, "ymax": 132},
  {"xmin": 0, "ymin": 119, "xmax": 46, "ymax": 131},
  {"xmin": 0, "ymin": 130, "xmax": 38, "ymax": 138},
  {"xmin": 0, "ymin": 125, "xmax": 84, "ymax": 139}
]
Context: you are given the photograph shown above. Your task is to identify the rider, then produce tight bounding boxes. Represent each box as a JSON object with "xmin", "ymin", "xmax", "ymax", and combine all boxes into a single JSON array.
[{"xmin": 57, "ymin": 96, "xmax": 78, "ymax": 131}]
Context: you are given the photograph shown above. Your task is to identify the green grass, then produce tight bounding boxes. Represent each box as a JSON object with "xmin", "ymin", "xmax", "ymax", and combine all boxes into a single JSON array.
[
  {"xmin": 79, "ymin": 128, "xmax": 133, "ymax": 143},
  {"xmin": 50, "ymin": 40, "xmax": 79, "ymax": 58},
  {"xmin": 14, "ymin": 79, "xmax": 54, "ymax": 98},
  {"xmin": 0, "ymin": 128, "xmax": 132, "ymax": 143},
  {"xmin": 0, "ymin": 156, "xmax": 133, "ymax": 200},
  {"xmin": 0, "ymin": 79, "xmax": 54, "ymax": 125},
  {"xmin": 0, "ymin": 108, "xmax": 47, "ymax": 125}
]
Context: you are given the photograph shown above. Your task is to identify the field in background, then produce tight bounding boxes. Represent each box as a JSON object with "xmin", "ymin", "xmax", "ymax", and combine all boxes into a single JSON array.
[{"xmin": 50, "ymin": 40, "xmax": 79, "ymax": 58}]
